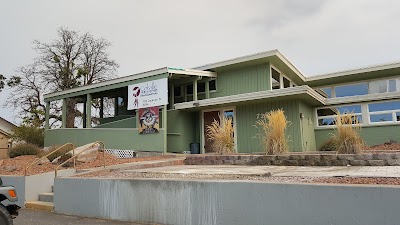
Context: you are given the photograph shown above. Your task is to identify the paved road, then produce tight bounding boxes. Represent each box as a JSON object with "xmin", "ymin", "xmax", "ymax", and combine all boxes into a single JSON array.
[{"xmin": 14, "ymin": 209, "xmax": 159, "ymax": 225}]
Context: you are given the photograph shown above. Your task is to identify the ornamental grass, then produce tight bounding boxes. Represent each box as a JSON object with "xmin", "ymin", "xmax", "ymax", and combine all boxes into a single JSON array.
[
  {"xmin": 333, "ymin": 112, "xmax": 364, "ymax": 154},
  {"xmin": 254, "ymin": 109, "xmax": 290, "ymax": 155},
  {"xmin": 206, "ymin": 114, "xmax": 235, "ymax": 155}
]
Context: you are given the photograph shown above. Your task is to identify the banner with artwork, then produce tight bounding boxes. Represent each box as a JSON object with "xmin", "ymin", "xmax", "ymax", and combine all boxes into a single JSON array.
[
  {"xmin": 128, "ymin": 78, "xmax": 168, "ymax": 110},
  {"xmin": 138, "ymin": 107, "xmax": 159, "ymax": 134}
]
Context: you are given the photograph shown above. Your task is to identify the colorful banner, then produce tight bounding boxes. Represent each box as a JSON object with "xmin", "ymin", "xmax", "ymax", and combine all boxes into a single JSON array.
[
  {"xmin": 138, "ymin": 107, "xmax": 159, "ymax": 134},
  {"xmin": 128, "ymin": 78, "xmax": 168, "ymax": 110}
]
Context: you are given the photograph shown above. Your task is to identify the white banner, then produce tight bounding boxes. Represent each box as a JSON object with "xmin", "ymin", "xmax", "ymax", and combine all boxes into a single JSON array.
[{"xmin": 127, "ymin": 78, "xmax": 168, "ymax": 110}]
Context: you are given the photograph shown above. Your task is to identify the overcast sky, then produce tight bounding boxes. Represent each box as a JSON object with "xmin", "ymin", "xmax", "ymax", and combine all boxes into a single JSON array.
[{"xmin": 1, "ymin": 0, "xmax": 400, "ymax": 124}]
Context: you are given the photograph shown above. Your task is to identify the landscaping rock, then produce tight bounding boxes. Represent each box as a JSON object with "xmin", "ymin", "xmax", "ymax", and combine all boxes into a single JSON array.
[
  {"xmin": 4, "ymin": 166, "xmax": 17, "ymax": 172},
  {"xmin": 355, "ymin": 154, "xmax": 373, "ymax": 160},
  {"xmin": 289, "ymin": 155, "xmax": 306, "ymax": 160},
  {"xmin": 276, "ymin": 155, "xmax": 290, "ymax": 160},
  {"xmin": 350, "ymin": 160, "xmax": 368, "ymax": 166},
  {"xmin": 337, "ymin": 154, "xmax": 355, "ymax": 161},
  {"xmin": 368, "ymin": 160, "xmax": 386, "ymax": 166},
  {"xmin": 333, "ymin": 160, "xmax": 350, "ymax": 166},
  {"xmin": 37, "ymin": 157, "xmax": 50, "ymax": 165},
  {"xmin": 386, "ymin": 159, "xmax": 400, "ymax": 166},
  {"xmin": 320, "ymin": 154, "xmax": 337, "ymax": 161},
  {"xmin": 373, "ymin": 153, "xmax": 393, "ymax": 160}
]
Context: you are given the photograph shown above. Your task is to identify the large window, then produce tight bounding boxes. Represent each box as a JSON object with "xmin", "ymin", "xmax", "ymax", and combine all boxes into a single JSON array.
[
  {"xmin": 317, "ymin": 77, "xmax": 400, "ymax": 98},
  {"xmin": 317, "ymin": 104, "xmax": 362, "ymax": 126},
  {"xmin": 368, "ymin": 101, "xmax": 400, "ymax": 123},
  {"xmin": 317, "ymin": 100, "xmax": 400, "ymax": 127},
  {"xmin": 270, "ymin": 67, "xmax": 296, "ymax": 90}
]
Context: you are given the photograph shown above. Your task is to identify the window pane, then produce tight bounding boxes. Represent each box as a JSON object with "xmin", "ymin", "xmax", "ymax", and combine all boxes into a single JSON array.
[
  {"xmin": 174, "ymin": 86, "xmax": 182, "ymax": 97},
  {"xmin": 389, "ymin": 80, "xmax": 396, "ymax": 92},
  {"xmin": 368, "ymin": 101, "xmax": 400, "ymax": 112},
  {"xmin": 271, "ymin": 68, "xmax": 280, "ymax": 89},
  {"xmin": 396, "ymin": 112, "xmax": 400, "ymax": 121},
  {"xmin": 209, "ymin": 79, "xmax": 216, "ymax": 91},
  {"xmin": 317, "ymin": 108, "xmax": 337, "ymax": 116},
  {"xmin": 186, "ymin": 84, "xmax": 193, "ymax": 94},
  {"xmin": 321, "ymin": 88, "xmax": 332, "ymax": 98},
  {"xmin": 318, "ymin": 118, "xmax": 336, "ymax": 126},
  {"xmin": 198, "ymin": 82, "xmax": 205, "ymax": 93},
  {"xmin": 370, "ymin": 113, "xmax": 393, "ymax": 123},
  {"xmin": 335, "ymin": 83, "xmax": 368, "ymax": 97},
  {"xmin": 283, "ymin": 77, "xmax": 290, "ymax": 88},
  {"xmin": 369, "ymin": 80, "xmax": 387, "ymax": 94},
  {"xmin": 397, "ymin": 79, "xmax": 400, "ymax": 92},
  {"xmin": 337, "ymin": 105, "xmax": 362, "ymax": 114}
]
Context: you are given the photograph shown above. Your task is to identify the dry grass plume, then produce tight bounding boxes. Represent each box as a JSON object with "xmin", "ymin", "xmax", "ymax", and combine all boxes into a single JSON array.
[{"xmin": 206, "ymin": 114, "xmax": 235, "ymax": 154}]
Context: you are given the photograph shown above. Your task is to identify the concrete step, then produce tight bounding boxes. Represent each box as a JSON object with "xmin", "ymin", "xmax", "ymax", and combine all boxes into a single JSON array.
[
  {"xmin": 38, "ymin": 192, "xmax": 54, "ymax": 203},
  {"xmin": 25, "ymin": 201, "xmax": 54, "ymax": 211}
]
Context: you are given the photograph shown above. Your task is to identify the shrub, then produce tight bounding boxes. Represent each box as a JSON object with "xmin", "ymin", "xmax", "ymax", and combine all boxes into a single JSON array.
[
  {"xmin": 254, "ymin": 109, "xmax": 290, "ymax": 155},
  {"xmin": 9, "ymin": 143, "xmax": 42, "ymax": 158},
  {"xmin": 332, "ymin": 113, "xmax": 364, "ymax": 154},
  {"xmin": 60, "ymin": 153, "xmax": 73, "ymax": 167},
  {"xmin": 318, "ymin": 137, "xmax": 337, "ymax": 151},
  {"xmin": 206, "ymin": 114, "xmax": 235, "ymax": 154},
  {"xmin": 11, "ymin": 125, "xmax": 44, "ymax": 147}
]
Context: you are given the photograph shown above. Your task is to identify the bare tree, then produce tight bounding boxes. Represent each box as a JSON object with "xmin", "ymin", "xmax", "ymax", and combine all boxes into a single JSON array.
[{"xmin": 5, "ymin": 27, "xmax": 118, "ymax": 127}]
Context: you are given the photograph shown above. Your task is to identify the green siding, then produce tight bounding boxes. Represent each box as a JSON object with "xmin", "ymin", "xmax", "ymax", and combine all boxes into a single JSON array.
[
  {"xmin": 167, "ymin": 110, "xmax": 196, "ymax": 152},
  {"xmin": 236, "ymin": 100, "xmax": 302, "ymax": 153},
  {"xmin": 315, "ymin": 125, "xmax": 400, "ymax": 149},
  {"xmin": 96, "ymin": 117, "xmax": 136, "ymax": 128},
  {"xmin": 298, "ymin": 102, "xmax": 316, "ymax": 151},
  {"xmin": 210, "ymin": 64, "xmax": 270, "ymax": 98},
  {"xmin": 44, "ymin": 128, "xmax": 165, "ymax": 151}
]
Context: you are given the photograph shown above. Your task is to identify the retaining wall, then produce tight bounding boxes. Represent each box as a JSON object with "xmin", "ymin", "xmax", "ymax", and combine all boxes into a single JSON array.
[
  {"xmin": 54, "ymin": 177, "xmax": 400, "ymax": 225},
  {"xmin": 185, "ymin": 153, "xmax": 400, "ymax": 166}
]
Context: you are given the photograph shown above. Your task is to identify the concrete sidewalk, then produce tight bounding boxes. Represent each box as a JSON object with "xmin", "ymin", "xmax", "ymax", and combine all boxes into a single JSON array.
[
  {"xmin": 14, "ymin": 209, "xmax": 160, "ymax": 225},
  {"xmin": 123, "ymin": 165, "xmax": 400, "ymax": 177}
]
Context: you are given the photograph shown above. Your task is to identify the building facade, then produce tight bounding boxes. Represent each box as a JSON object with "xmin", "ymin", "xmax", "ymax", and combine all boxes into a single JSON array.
[
  {"xmin": 43, "ymin": 50, "xmax": 400, "ymax": 153},
  {"xmin": 0, "ymin": 117, "xmax": 16, "ymax": 158}
]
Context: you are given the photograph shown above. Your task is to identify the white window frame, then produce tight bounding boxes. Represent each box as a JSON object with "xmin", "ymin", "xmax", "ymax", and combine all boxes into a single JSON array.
[
  {"xmin": 315, "ymin": 76, "xmax": 400, "ymax": 99},
  {"xmin": 270, "ymin": 64, "xmax": 297, "ymax": 90},
  {"xmin": 315, "ymin": 99, "xmax": 400, "ymax": 129}
]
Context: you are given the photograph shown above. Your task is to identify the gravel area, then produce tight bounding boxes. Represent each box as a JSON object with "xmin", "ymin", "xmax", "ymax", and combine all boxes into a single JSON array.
[
  {"xmin": 365, "ymin": 143, "xmax": 400, "ymax": 151},
  {"xmin": 77, "ymin": 170, "xmax": 400, "ymax": 185},
  {"xmin": 0, "ymin": 154, "xmax": 174, "ymax": 176}
]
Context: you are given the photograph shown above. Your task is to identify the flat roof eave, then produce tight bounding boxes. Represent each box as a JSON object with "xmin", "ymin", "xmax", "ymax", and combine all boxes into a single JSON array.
[{"xmin": 174, "ymin": 86, "xmax": 326, "ymax": 110}]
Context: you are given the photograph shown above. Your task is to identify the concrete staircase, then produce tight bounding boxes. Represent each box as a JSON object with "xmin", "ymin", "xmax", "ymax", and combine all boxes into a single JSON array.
[{"xmin": 25, "ymin": 186, "xmax": 54, "ymax": 211}]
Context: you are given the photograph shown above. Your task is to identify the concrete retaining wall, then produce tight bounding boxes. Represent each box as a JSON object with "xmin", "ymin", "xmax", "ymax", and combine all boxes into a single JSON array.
[
  {"xmin": 1, "ymin": 169, "xmax": 75, "ymax": 207},
  {"xmin": 54, "ymin": 178, "xmax": 400, "ymax": 225},
  {"xmin": 185, "ymin": 153, "xmax": 400, "ymax": 166}
]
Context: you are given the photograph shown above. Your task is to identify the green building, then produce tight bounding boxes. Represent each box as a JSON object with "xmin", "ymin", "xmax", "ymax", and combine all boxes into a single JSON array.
[{"xmin": 43, "ymin": 50, "xmax": 400, "ymax": 153}]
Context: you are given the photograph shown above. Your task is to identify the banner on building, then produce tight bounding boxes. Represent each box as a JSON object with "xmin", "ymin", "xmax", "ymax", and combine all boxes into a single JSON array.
[
  {"xmin": 138, "ymin": 107, "xmax": 159, "ymax": 134},
  {"xmin": 127, "ymin": 78, "xmax": 168, "ymax": 110}
]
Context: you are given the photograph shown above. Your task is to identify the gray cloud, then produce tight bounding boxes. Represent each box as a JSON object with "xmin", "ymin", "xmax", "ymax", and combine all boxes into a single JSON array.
[{"xmin": 1, "ymin": 0, "xmax": 400, "ymax": 123}]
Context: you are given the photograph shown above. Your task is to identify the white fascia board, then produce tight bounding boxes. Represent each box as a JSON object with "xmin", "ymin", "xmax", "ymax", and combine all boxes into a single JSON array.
[
  {"xmin": 167, "ymin": 68, "xmax": 217, "ymax": 77},
  {"xmin": 275, "ymin": 51, "xmax": 306, "ymax": 81},
  {"xmin": 194, "ymin": 50, "xmax": 278, "ymax": 71},
  {"xmin": 326, "ymin": 92, "xmax": 400, "ymax": 106},
  {"xmin": 174, "ymin": 86, "xmax": 326, "ymax": 110},
  {"xmin": 307, "ymin": 61, "xmax": 400, "ymax": 81},
  {"xmin": 44, "ymin": 67, "xmax": 169, "ymax": 100}
]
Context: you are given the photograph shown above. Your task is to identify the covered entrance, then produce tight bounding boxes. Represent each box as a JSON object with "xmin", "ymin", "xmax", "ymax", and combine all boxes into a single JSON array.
[{"xmin": 202, "ymin": 108, "xmax": 236, "ymax": 153}]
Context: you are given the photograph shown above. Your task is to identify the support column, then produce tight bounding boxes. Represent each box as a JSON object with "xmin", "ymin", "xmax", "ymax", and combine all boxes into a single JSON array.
[
  {"xmin": 169, "ymin": 84, "xmax": 174, "ymax": 109},
  {"xmin": 86, "ymin": 94, "xmax": 92, "ymax": 128},
  {"xmin": 114, "ymin": 97, "xmax": 119, "ymax": 116},
  {"xmin": 45, "ymin": 101, "xmax": 50, "ymax": 129},
  {"xmin": 100, "ymin": 97, "xmax": 104, "ymax": 119},
  {"xmin": 193, "ymin": 79, "xmax": 198, "ymax": 101},
  {"xmin": 162, "ymin": 105, "xmax": 167, "ymax": 154},
  {"xmin": 62, "ymin": 99, "xmax": 67, "ymax": 128},
  {"xmin": 83, "ymin": 101, "xmax": 87, "ymax": 128},
  {"xmin": 205, "ymin": 79, "xmax": 210, "ymax": 99}
]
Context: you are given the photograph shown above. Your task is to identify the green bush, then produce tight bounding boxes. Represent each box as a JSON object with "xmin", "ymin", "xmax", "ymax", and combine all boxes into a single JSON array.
[
  {"xmin": 9, "ymin": 144, "xmax": 42, "ymax": 158},
  {"xmin": 12, "ymin": 125, "xmax": 44, "ymax": 147},
  {"xmin": 318, "ymin": 137, "xmax": 337, "ymax": 151},
  {"xmin": 60, "ymin": 153, "xmax": 73, "ymax": 167},
  {"xmin": 45, "ymin": 146, "xmax": 71, "ymax": 162}
]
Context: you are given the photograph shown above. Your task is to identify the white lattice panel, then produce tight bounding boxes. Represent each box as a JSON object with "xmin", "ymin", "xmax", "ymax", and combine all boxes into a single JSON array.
[{"xmin": 105, "ymin": 149, "xmax": 136, "ymax": 158}]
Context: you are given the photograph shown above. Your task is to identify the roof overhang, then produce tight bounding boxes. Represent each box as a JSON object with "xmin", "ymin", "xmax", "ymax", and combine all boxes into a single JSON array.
[
  {"xmin": 167, "ymin": 68, "xmax": 217, "ymax": 78},
  {"xmin": 174, "ymin": 85, "xmax": 326, "ymax": 110},
  {"xmin": 306, "ymin": 61, "xmax": 400, "ymax": 87},
  {"xmin": 194, "ymin": 50, "xmax": 307, "ymax": 85}
]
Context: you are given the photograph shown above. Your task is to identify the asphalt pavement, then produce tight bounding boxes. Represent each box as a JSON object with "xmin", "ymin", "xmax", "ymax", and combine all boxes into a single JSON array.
[{"xmin": 14, "ymin": 209, "xmax": 160, "ymax": 225}]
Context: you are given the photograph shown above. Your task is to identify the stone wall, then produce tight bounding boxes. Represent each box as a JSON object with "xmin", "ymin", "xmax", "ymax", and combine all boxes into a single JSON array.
[{"xmin": 185, "ymin": 153, "xmax": 400, "ymax": 166}]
